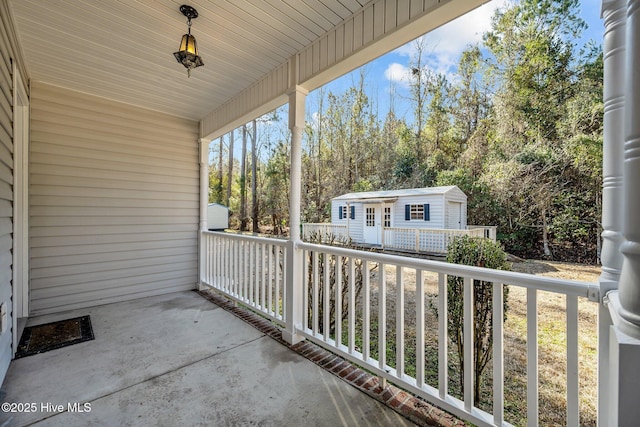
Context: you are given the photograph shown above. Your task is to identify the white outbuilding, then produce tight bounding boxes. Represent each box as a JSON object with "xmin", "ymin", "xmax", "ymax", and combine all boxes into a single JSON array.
[{"xmin": 330, "ymin": 186, "xmax": 468, "ymax": 245}]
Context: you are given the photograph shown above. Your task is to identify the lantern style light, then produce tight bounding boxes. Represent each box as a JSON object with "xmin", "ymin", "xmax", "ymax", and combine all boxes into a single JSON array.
[{"xmin": 173, "ymin": 5, "xmax": 204, "ymax": 77}]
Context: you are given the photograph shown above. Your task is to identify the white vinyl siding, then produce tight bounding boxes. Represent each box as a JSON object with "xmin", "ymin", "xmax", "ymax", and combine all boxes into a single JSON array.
[
  {"xmin": 0, "ymin": 7, "xmax": 14, "ymax": 381},
  {"xmin": 394, "ymin": 195, "xmax": 444, "ymax": 229},
  {"xmin": 29, "ymin": 83, "xmax": 199, "ymax": 315}
]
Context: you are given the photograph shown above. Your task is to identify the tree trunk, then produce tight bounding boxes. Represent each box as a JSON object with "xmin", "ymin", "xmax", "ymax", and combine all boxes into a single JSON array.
[
  {"xmin": 251, "ymin": 120, "xmax": 259, "ymax": 233},
  {"xmin": 542, "ymin": 207, "xmax": 553, "ymax": 258},
  {"xmin": 217, "ymin": 135, "xmax": 224, "ymax": 204},
  {"xmin": 240, "ymin": 125, "xmax": 247, "ymax": 231},
  {"xmin": 226, "ymin": 130, "xmax": 234, "ymax": 206}
]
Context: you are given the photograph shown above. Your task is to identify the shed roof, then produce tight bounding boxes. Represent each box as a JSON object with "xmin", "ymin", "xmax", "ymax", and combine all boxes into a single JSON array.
[{"xmin": 332, "ymin": 186, "xmax": 465, "ymax": 202}]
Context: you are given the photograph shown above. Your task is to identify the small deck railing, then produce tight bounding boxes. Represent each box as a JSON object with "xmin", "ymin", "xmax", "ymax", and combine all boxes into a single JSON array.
[
  {"xmin": 201, "ymin": 231, "xmax": 599, "ymax": 427},
  {"xmin": 382, "ymin": 227, "xmax": 485, "ymax": 253},
  {"xmin": 302, "ymin": 223, "xmax": 349, "ymax": 241},
  {"xmin": 302, "ymin": 223, "xmax": 492, "ymax": 254}
]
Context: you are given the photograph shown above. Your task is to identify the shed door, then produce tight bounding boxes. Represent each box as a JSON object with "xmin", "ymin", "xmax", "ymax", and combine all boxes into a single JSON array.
[
  {"xmin": 447, "ymin": 202, "xmax": 463, "ymax": 229},
  {"xmin": 363, "ymin": 205, "xmax": 382, "ymax": 245}
]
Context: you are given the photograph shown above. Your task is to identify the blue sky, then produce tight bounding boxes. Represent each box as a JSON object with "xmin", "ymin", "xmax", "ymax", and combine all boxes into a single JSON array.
[{"xmin": 307, "ymin": 0, "xmax": 604, "ymax": 122}]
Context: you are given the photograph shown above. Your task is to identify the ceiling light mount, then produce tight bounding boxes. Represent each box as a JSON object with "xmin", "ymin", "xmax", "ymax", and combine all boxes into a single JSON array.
[
  {"xmin": 179, "ymin": 5, "xmax": 198, "ymax": 20},
  {"xmin": 173, "ymin": 4, "xmax": 204, "ymax": 78}
]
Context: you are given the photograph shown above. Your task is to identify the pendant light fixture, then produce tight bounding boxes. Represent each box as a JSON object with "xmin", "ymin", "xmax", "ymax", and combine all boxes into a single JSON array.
[{"xmin": 173, "ymin": 5, "xmax": 204, "ymax": 77}]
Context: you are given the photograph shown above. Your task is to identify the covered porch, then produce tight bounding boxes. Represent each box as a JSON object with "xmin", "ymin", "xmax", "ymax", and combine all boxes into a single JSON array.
[{"xmin": 1, "ymin": 0, "xmax": 640, "ymax": 426}]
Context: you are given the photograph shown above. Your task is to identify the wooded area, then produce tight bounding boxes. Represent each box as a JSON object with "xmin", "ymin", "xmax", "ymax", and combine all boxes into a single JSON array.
[{"xmin": 209, "ymin": 0, "xmax": 602, "ymax": 263}]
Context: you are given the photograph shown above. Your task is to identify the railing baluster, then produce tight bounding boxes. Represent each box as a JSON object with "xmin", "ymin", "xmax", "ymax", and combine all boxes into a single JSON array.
[
  {"xmin": 243, "ymin": 241, "xmax": 248, "ymax": 301},
  {"xmin": 396, "ymin": 265, "xmax": 405, "ymax": 378},
  {"xmin": 463, "ymin": 276, "xmax": 474, "ymax": 412},
  {"xmin": 261, "ymin": 243, "xmax": 266, "ymax": 310},
  {"xmin": 348, "ymin": 257, "xmax": 356, "ymax": 354},
  {"xmin": 281, "ymin": 245, "xmax": 286, "ymax": 322},
  {"xmin": 323, "ymin": 252, "xmax": 330, "ymax": 340},
  {"xmin": 268, "ymin": 244, "xmax": 273, "ymax": 315},
  {"xmin": 335, "ymin": 255, "xmax": 342, "ymax": 349},
  {"xmin": 567, "ymin": 295, "xmax": 579, "ymax": 427},
  {"xmin": 527, "ymin": 288, "xmax": 539, "ymax": 427},
  {"xmin": 312, "ymin": 251, "xmax": 319, "ymax": 335},
  {"xmin": 234, "ymin": 239, "xmax": 239, "ymax": 297},
  {"xmin": 275, "ymin": 247, "xmax": 281, "ymax": 318},
  {"xmin": 302, "ymin": 248, "xmax": 309, "ymax": 331},
  {"xmin": 204, "ymin": 234, "xmax": 210, "ymax": 285},
  {"xmin": 250, "ymin": 242, "xmax": 256, "ymax": 307},
  {"xmin": 363, "ymin": 260, "xmax": 371, "ymax": 361},
  {"xmin": 493, "ymin": 281, "xmax": 504, "ymax": 426},
  {"xmin": 438, "ymin": 272, "xmax": 448, "ymax": 399},
  {"xmin": 224, "ymin": 239, "xmax": 230, "ymax": 291},
  {"xmin": 379, "ymin": 262, "xmax": 386, "ymax": 386},
  {"xmin": 215, "ymin": 234, "xmax": 219, "ymax": 284},
  {"xmin": 416, "ymin": 269, "xmax": 425, "ymax": 389}
]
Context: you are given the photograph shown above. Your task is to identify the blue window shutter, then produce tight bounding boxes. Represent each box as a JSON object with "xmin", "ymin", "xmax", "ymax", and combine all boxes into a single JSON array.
[
  {"xmin": 350, "ymin": 206, "xmax": 355, "ymax": 219},
  {"xmin": 405, "ymin": 205, "xmax": 410, "ymax": 221},
  {"xmin": 424, "ymin": 204, "xmax": 430, "ymax": 221},
  {"xmin": 339, "ymin": 207, "xmax": 343, "ymax": 220}
]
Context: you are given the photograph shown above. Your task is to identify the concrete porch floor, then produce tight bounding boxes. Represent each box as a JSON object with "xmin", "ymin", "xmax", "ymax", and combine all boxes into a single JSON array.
[{"xmin": 0, "ymin": 291, "xmax": 415, "ymax": 426}]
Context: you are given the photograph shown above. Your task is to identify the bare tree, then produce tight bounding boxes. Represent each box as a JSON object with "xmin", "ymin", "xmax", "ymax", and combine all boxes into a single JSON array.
[
  {"xmin": 226, "ymin": 130, "xmax": 234, "ymax": 206},
  {"xmin": 251, "ymin": 119, "xmax": 259, "ymax": 233},
  {"xmin": 240, "ymin": 125, "xmax": 248, "ymax": 230}
]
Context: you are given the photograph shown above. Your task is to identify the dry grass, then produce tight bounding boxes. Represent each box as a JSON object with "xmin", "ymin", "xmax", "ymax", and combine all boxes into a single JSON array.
[{"xmin": 348, "ymin": 260, "xmax": 599, "ymax": 426}]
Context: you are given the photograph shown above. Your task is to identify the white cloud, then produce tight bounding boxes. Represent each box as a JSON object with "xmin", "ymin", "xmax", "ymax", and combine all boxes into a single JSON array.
[
  {"xmin": 389, "ymin": 0, "xmax": 509, "ymax": 78},
  {"xmin": 384, "ymin": 63, "xmax": 411, "ymax": 86}
]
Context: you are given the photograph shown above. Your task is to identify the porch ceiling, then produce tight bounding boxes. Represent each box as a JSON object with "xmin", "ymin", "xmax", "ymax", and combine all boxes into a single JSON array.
[{"xmin": 7, "ymin": 0, "xmax": 371, "ymax": 121}]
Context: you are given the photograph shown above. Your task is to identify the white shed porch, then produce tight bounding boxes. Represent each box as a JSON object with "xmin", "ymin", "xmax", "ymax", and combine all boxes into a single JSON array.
[{"xmin": 0, "ymin": 0, "xmax": 638, "ymax": 426}]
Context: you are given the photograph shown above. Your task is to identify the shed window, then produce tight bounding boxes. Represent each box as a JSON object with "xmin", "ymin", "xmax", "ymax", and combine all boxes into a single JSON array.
[
  {"xmin": 339, "ymin": 205, "xmax": 355, "ymax": 220},
  {"xmin": 384, "ymin": 207, "xmax": 391, "ymax": 227},
  {"xmin": 339, "ymin": 206, "xmax": 347, "ymax": 220},
  {"xmin": 404, "ymin": 204, "xmax": 430, "ymax": 221}
]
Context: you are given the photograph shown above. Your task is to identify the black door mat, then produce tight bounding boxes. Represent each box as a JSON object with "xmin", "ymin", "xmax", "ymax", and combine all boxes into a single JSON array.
[{"xmin": 15, "ymin": 315, "xmax": 94, "ymax": 359}]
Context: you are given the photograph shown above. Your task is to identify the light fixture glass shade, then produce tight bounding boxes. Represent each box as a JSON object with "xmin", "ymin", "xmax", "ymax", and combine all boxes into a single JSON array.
[{"xmin": 178, "ymin": 33, "xmax": 198, "ymax": 56}]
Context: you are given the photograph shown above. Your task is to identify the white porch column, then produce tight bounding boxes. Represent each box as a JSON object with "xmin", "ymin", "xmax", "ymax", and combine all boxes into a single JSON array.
[
  {"xmin": 282, "ymin": 84, "xmax": 308, "ymax": 345},
  {"xmin": 606, "ymin": 1, "xmax": 640, "ymax": 425},
  {"xmin": 599, "ymin": 1, "xmax": 626, "ymax": 423},
  {"xmin": 198, "ymin": 138, "xmax": 211, "ymax": 291},
  {"xmin": 617, "ymin": 0, "xmax": 640, "ymax": 339}
]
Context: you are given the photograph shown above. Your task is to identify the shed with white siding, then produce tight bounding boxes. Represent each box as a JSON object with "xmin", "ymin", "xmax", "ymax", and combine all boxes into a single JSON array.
[{"xmin": 330, "ymin": 186, "xmax": 467, "ymax": 245}]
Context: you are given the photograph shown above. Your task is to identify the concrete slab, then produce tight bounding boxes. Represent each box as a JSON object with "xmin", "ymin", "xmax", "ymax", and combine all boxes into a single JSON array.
[{"xmin": 0, "ymin": 291, "xmax": 414, "ymax": 426}]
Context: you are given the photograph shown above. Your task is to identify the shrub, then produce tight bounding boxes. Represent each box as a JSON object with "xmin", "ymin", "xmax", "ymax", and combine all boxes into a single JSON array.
[{"xmin": 444, "ymin": 235, "xmax": 510, "ymax": 405}]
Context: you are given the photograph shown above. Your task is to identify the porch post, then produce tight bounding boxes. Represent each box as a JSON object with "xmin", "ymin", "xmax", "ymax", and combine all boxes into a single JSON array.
[
  {"xmin": 282, "ymin": 79, "xmax": 308, "ymax": 345},
  {"xmin": 606, "ymin": 0, "xmax": 640, "ymax": 425},
  {"xmin": 198, "ymin": 138, "xmax": 210, "ymax": 291},
  {"xmin": 617, "ymin": 0, "xmax": 640, "ymax": 339},
  {"xmin": 599, "ymin": 1, "xmax": 626, "ymax": 423}
]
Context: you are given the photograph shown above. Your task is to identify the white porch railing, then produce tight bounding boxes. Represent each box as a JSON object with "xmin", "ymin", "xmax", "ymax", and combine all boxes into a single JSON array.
[
  {"xmin": 200, "ymin": 231, "xmax": 287, "ymax": 325},
  {"xmin": 201, "ymin": 231, "xmax": 599, "ymax": 426}
]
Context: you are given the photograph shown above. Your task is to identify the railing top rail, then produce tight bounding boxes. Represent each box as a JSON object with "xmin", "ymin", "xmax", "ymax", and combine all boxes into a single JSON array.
[
  {"xmin": 297, "ymin": 241, "xmax": 597, "ymax": 299},
  {"xmin": 203, "ymin": 230, "xmax": 288, "ymax": 247},
  {"xmin": 303, "ymin": 223, "xmax": 347, "ymax": 227}
]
